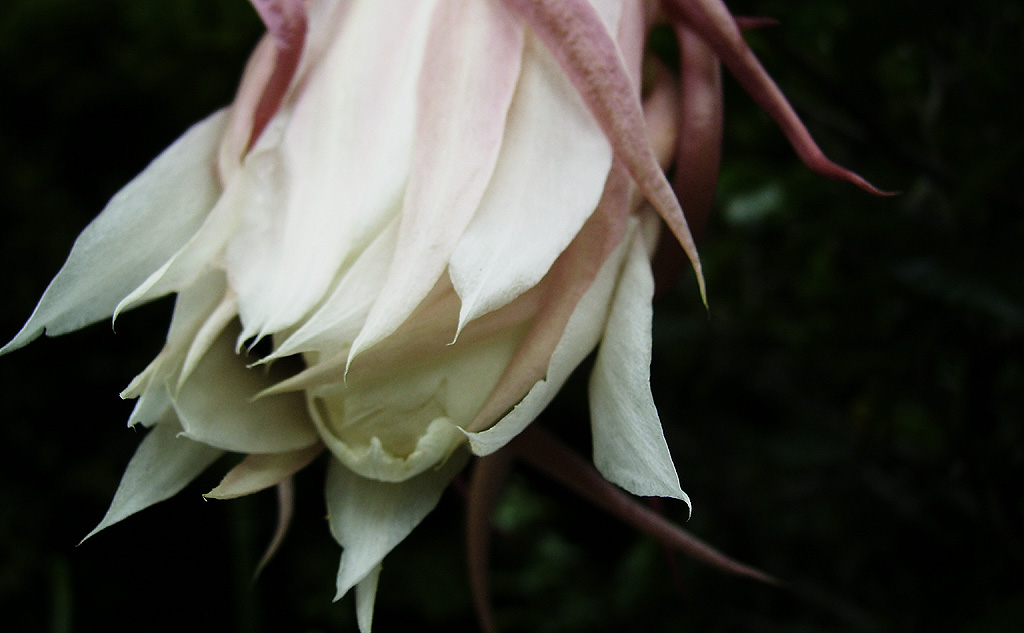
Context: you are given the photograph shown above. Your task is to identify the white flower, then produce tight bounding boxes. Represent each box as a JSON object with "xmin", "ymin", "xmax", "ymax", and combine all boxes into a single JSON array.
[{"xmin": 3, "ymin": 0, "xmax": 881, "ymax": 629}]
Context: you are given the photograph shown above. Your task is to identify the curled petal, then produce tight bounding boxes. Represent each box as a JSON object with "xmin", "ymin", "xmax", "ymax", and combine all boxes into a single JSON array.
[
  {"xmin": 173, "ymin": 323, "xmax": 318, "ymax": 454},
  {"xmin": 467, "ymin": 163, "xmax": 631, "ymax": 433},
  {"xmin": 463, "ymin": 209, "xmax": 643, "ymax": 451},
  {"xmin": 589, "ymin": 214, "xmax": 688, "ymax": 502}
]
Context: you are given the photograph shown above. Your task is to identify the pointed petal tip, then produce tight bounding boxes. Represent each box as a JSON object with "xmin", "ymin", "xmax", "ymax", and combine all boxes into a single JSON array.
[
  {"xmin": 812, "ymin": 159, "xmax": 895, "ymax": 197},
  {"xmin": 77, "ymin": 525, "xmax": 103, "ymax": 547},
  {"xmin": 0, "ymin": 334, "xmax": 33, "ymax": 357}
]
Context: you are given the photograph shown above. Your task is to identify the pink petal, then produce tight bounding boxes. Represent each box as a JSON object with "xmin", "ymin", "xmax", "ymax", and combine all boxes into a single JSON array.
[
  {"xmin": 247, "ymin": 0, "xmax": 308, "ymax": 147},
  {"xmin": 510, "ymin": 425, "xmax": 776, "ymax": 584},
  {"xmin": 673, "ymin": 22, "xmax": 723, "ymax": 241},
  {"xmin": 254, "ymin": 480, "xmax": 296, "ymax": 579},
  {"xmin": 466, "ymin": 450, "xmax": 515, "ymax": 633},
  {"xmin": 663, "ymin": 0, "xmax": 889, "ymax": 195},
  {"xmin": 502, "ymin": 0, "xmax": 706, "ymax": 303}
]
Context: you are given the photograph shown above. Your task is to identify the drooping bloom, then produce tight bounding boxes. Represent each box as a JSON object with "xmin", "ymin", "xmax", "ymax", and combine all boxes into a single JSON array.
[{"xmin": 3, "ymin": 0, "xmax": 881, "ymax": 630}]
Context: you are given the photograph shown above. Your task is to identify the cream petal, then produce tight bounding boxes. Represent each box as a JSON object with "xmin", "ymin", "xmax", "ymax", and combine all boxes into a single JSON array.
[
  {"xmin": 121, "ymin": 271, "xmax": 232, "ymax": 426},
  {"xmin": 589, "ymin": 215, "xmax": 688, "ymax": 502},
  {"xmin": 125, "ymin": 385, "xmax": 171, "ymax": 429},
  {"xmin": 267, "ymin": 217, "xmax": 399, "ymax": 362},
  {"xmin": 462, "ymin": 214, "xmax": 641, "ymax": 454},
  {"xmin": 113, "ymin": 165, "xmax": 252, "ymax": 319},
  {"xmin": 326, "ymin": 451, "xmax": 467, "ymax": 602},
  {"xmin": 1, "ymin": 110, "xmax": 227, "ymax": 354},
  {"xmin": 227, "ymin": 0, "xmax": 437, "ymax": 339},
  {"xmin": 177, "ymin": 290, "xmax": 238, "ymax": 389},
  {"xmin": 348, "ymin": 0, "xmax": 523, "ymax": 361},
  {"xmin": 309, "ymin": 397, "xmax": 465, "ymax": 483},
  {"xmin": 205, "ymin": 443, "xmax": 323, "ymax": 499},
  {"xmin": 81, "ymin": 417, "xmax": 224, "ymax": 542},
  {"xmin": 172, "ymin": 323, "xmax": 318, "ymax": 454},
  {"xmin": 448, "ymin": 30, "xmax": 612, "ymax": 333}
]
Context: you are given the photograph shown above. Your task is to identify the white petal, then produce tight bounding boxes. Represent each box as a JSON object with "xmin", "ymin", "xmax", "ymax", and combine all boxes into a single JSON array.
[
  {"xmin": 125, "ymin": 385, "xmax": 171, "ymax": 429},
  {"xmin": 121, "ymin": 271, "xmax": 232, "ymax": 426},
  {"xmin": 462, "ymin": 215, "xmax": 640, "ymax": 455},
  {"xmin": 82, "ymin": 417, "xmax": 224, "ymax": 542},
  {"xmin": 226, "ymin": 0, "xmax": 437, "ymax": 339},
  {"xmin": 326, "ymin": 451, "xmax": 467, "ymax": 601},
  {"xmin": 348, "ymin": 0, "xmax": 523, "ymax": 359},
  {"xmin": 449, "ymin": 31, "xmax": 613, "ymax": 332},
  {"xmin": 2, "ymin": 110, "xmax": 227, "ymax": 354},
  {"xmin": 267, "ymin": 217, "xmax": 399, "ymax": 361},
  {"xmin": 589, "ymin": 214, "xmax": 688, "ymax": 502},
  {"xmin": 173, "ymin": 322, "xmax": 318, "ymax": 454}
]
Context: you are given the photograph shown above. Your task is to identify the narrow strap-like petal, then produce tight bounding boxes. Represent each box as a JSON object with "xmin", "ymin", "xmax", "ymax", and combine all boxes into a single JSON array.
[
  {"xmin": 466, "ymin": 450, "xmax": 516, "ymax": 633},
  {"xmin": 673, "ymin": 22, "xmax": 723, "ymax": 240},
  {"xmin": 247, "ymin": 0, "xmax": 308, "ymax": 147},
  {"xmin": 663, "ymin": 0, "xmax": 888, "ymax": 195},
  {"xmin": 254, "ymin": 479, "xmax": 297, "ymax": 579},
  {"xmin": 502, "ymin": 0, "xmax": 706, "ymax": 303},
  {"xmin": 510, "ymin": 425, "xmax": 776, "ymax": 584}
]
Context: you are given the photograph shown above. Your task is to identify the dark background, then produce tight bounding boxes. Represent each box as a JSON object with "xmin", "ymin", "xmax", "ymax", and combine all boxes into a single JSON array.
[{"xmin": 1, "ymin": 1, "xmax": 1021, "ymax": 631}]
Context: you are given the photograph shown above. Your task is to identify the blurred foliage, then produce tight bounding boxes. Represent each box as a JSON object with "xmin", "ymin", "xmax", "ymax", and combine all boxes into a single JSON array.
[{"xmin": 1, "ymin": 1, "xmax": 1021, "ymax": 632}]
